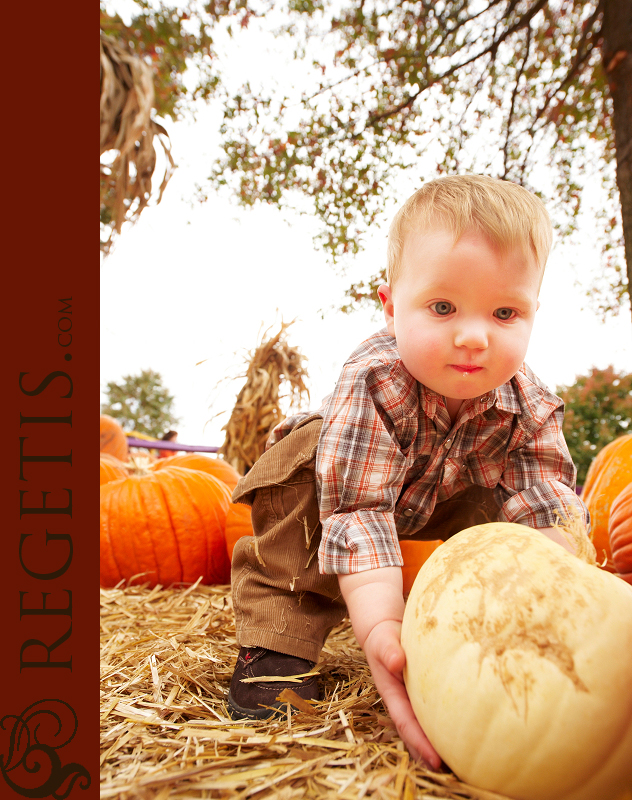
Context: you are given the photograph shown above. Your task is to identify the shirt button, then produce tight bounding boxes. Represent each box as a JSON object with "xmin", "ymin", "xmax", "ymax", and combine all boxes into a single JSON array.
[
  {"xmin": 444, "ymin": 439, "xmax": 451, "ymax": 448},
  {"xmin": 404, "ymin": 509, "xmax": 414, "ymax": 517}
]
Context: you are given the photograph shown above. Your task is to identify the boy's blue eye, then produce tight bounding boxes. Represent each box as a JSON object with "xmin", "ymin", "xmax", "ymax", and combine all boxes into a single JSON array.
[
  {"xmin": 494, "ymin": 308, "xmax": 515, "ymax": 320},
  {"xmin": 432, "ymin": 301, "xmax": 454, "ymax": 316}
]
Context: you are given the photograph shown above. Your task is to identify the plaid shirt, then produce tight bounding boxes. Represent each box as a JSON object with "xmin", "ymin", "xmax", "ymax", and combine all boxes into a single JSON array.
[{"xmin": 269, "ymin": 329, "xmax": 588, "ymax": 575}]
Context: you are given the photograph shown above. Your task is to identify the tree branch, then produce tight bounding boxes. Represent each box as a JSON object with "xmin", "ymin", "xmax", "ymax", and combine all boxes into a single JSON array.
[
  {"xmin": 503, "ymin": 23, "xmax": 532, "ymax": 178},
  {"xmin": 365, "ymin": 0, "xmax": 550, "ymax": 130},
  {"xmin": 517, "ymin": 0, "xmax": 604, "ymax": 179},
  {"xmin": 531, "ymin": 0, "xmax": 604, "ymax": 128}
]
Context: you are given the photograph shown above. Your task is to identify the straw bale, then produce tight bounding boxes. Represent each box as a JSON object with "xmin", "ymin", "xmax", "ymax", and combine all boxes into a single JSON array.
[
  {"xmin": 101, "ymin": 581, "xmax": 514, "ymax": 799},
  {"xmin": 220, "ymin": 322, "xmax": 310, "ymax": 475}
]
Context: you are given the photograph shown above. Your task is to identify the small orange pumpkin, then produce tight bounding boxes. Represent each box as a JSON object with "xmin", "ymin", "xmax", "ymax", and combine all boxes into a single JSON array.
[
  {"xmin": 100, "ymin": 453, "xmax": 128, "ymax": 486},
  {"xmin": 400, "ymin": 539, "xmax": 443, "ymax": 595},
  {"xmin": 100, "ymin": 466, "xmax": 232, "ymax": 588},
  {"xmin": 582, "ymin": 434, "xmax": 632, "ymax": 568},
  {"xmin": 100, "ymin": 414, "xmax": 129, "ymax": 462},
  {"xmin": 225, "ymin": 502, "xmax": 254, "ymax": 561},
  {"xmin": 151, "ymin": 453, "xmax": 241, "ymax": 492},
  {"xmin": 609, "ymin": 482, "xmax": 632, "ymax": 584}
]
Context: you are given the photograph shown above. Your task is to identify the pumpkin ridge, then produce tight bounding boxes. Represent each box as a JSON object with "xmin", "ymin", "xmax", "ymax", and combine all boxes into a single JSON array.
[
  {"xmin": 172, "ymin": 468, "xmax": 230, "ymax": 584},
  {"xmin": 134, "ymin": 475, "xmax": 169, "ymax": 585},
  {"xmin": 608, "ymin": 482, "xmax": 632, "ymax": 578},
  {"xmin": 151, "ymin": 471, "xmax": 184, "ymax": 585},
  {"xmin": 108, "ymin": 480, "xmax": 137, "ymax": 585},
  {"xmin": 182, "ymin": 471, "xmax": 212, "ymax": 583},
  {"xmin": 126, "ymin": 477, "xmax": 153, "ymax": 585},
  {"xmin": 101, "ymin": 483, "xmax": 123, "ymax": 585},
  {"xmin": 582, "ymin": 434, "xmax": 632, "ymax": 568},
  {"xmin": 160, "ymin": 469, "xmax": 197, "ymax": 585}
]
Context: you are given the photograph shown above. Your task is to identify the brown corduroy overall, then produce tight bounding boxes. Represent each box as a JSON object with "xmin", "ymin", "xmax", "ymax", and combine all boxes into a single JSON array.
[{"xmin": 231, "ymin": 416, "xmax": 499, "ymax": 663}]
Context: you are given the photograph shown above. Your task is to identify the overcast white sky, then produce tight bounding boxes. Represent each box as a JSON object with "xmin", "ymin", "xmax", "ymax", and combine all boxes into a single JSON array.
[{"xmin": 100, "ymin": 20, "xmax": 632, "ymax": 450}]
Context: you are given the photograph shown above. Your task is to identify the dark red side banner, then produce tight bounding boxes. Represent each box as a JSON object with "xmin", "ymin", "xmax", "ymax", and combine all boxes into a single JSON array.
[{"xmin": 0, "ymin": 3, "xmax": 98, "ymax": 798}]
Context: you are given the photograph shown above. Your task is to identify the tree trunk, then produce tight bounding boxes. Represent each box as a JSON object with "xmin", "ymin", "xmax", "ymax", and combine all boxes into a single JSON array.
[{"xmin": 600, "ymin": 0, "xmax": 632, "ymax": 322}]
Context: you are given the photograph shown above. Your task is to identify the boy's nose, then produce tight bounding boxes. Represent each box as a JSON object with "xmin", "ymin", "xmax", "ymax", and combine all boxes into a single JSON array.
[{"xmin": 454, "ymin": 323, "xmax": 488, "ymax": 350}]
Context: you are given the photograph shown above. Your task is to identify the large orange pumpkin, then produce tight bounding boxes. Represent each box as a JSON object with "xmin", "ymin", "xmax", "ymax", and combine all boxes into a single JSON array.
[
  {"xmin": 400, "ymin": 539, "xmax": 443, "ymax": 595},
  {"xmin": 609, "ymin": 482, "xmax": 632, "ymax": 584},
  {"xmin": 100, "ymin": 414, "xmax": 129, "ymax": 462},
  {"xmin": 100, "ymin": 466, "xmax": 232, "ymax": 587},
  {"xmin": 225, "ymin": 502, "xmax": 254, "ymax": 561},
  {"xmin": 151, "ymin": 453, "xmax": 241, "ymax": 492},
  {"xmin": 100, "ymin": 453, "xmax": 128, "ymax": 486},
  {"xmin": 582, "ymin": 434, "xmax": 632, "ymax": 568}
]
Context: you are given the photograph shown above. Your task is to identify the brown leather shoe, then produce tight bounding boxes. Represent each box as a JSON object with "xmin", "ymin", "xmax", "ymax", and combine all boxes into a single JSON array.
[{"xmin": 227, "ymin": 646, "xmax": 320, "ymax": 720}]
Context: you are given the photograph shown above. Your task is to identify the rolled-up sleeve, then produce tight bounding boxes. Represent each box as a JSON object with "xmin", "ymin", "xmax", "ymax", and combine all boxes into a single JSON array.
[
  {"xmin": 316, "ymin": 360, "xmax": 414, "ymax": 574},
  {"xmin": 496, "ymin": 404, "xmax": 589, "ymax": 529}
]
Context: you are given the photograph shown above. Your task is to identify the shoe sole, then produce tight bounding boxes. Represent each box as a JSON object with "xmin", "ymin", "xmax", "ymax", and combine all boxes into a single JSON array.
[{"xmin": 226, "ymin": 693, "xmax": 286, "ymax": 721}]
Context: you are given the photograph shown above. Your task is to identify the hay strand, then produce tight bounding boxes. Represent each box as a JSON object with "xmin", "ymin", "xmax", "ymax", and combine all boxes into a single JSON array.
[
  {"xmin": 100, "ymin": 582, "xmax": 515, "ymax": 799},
  {"xmin": 555, "ymin": 513, "xmax": 597, "ymax": 565}
]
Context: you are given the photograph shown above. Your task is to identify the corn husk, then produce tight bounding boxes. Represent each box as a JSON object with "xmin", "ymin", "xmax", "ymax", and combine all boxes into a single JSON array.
[{"xmin": 100, "ymin": 32, "xmax": 175, "ymax": 255}]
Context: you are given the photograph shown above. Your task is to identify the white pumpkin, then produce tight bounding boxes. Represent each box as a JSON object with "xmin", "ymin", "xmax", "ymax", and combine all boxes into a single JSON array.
[{"xmin": 401, "ymin": 522, "xmax": 632, "ymax": 800}]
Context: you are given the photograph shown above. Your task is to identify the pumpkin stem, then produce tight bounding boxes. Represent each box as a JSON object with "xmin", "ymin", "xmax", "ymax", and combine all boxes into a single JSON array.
[{"xmin": 126, "ymin": 453, "xmax": 152, "ymax": 476}]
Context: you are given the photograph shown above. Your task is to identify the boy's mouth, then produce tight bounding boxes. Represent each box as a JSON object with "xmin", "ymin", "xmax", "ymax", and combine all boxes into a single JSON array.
[{"xmin": 450, "ymin": 364, "xmax": 482, "ymax": 375}]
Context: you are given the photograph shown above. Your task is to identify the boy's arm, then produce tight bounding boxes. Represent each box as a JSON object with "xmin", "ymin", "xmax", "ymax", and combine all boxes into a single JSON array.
[
  {"xmin": 539, "ymin": 526, "xmax": 577, "ymax": 553},
  {"xmin": 338, "ymin": 567, "xmax": 442, "ymax": 769}
]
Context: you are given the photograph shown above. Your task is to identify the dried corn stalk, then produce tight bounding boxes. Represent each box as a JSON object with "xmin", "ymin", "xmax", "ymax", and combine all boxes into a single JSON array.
[
  {"xmin": 100, "ymin": 32, "xmax": 175, "ymax": 255},
  {"xmin": 220, "ymin": 322, "xmax": 310, "ymax": 475}
]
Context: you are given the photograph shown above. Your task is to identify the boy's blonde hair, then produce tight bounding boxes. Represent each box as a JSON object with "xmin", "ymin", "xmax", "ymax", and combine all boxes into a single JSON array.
[{"xmin": 386, "ymin": 174, "xmax": 552, "ymax": 286}]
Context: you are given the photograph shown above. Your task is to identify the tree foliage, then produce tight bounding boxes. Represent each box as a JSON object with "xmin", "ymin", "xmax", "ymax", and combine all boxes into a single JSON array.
[
  {"xmin": 101, "ymin": 0, "xmax": 632, "ymax": 318},
  {"xmin": 556, "ymin": 366, "xmax": 632, "ymax": 485},
  {"xmin": 209, "ymin": 0, "xmax": 630, "ymax": 318},
  {"xmin": 101, "ymin": 369, "xmax": 181, "ymax": 437}
]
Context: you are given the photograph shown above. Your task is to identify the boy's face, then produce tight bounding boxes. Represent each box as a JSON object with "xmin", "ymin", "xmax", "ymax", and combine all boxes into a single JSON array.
[{"xmin": 379, "ymin": 227, "xmax": 540, "ymax": 406}]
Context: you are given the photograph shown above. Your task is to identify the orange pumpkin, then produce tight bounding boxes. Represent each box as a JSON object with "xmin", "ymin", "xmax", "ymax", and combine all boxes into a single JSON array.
[
  {"xmin": 582, "ymin": 434, "xmax": 632, "ymax": 568},
  {"xmin": 400, "ymin": 539, "xmax": 443, "ymax": 595},
  {"xmin": 100, "ymin": 414, "xmax": 129, "ymax": 462},
  {"xmin": 100, "ymin": 466, "xmax": 232, "ymax": 588},
  {"xmin": 609, "ymin": 482, "xmax": 632, "ymax": 584},
  {"xmin": 225, "ymin": 502, "xmax": 254, "ymax": 561},
  {"xmin": 151, "ymin": 453, "xmax": 241, "ymax": 492},
  {"xmin": 100, "ymin": 453, "xmax": 128, "ymax": 486}
]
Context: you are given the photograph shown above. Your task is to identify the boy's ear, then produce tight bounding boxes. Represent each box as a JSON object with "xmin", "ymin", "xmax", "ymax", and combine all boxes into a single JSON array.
[{"xmin": 378, "ymin": 284, "xmax": 396, "ymax": 337}]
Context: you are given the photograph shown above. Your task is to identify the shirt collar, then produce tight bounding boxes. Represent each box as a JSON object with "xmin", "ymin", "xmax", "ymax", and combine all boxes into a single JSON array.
[
  {"xmin": 494, "ymin": 379, "xmax": 523, "ymax": 415},
  {"xmin": 419, "ymin": 381, "xmax": 522, "ymax": 422},
  {"xmin": 419, "ymin": 384, "xmax": 442, "ymax": 420}
]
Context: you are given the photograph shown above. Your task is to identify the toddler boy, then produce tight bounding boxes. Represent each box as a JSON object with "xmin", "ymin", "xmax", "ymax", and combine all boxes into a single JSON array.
[{"xmin": 227, "ymin": 175, "xmax": 588, "ymax": 767}]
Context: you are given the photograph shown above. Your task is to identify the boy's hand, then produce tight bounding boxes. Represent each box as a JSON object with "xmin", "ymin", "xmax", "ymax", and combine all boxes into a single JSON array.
[
  {"xmin": 363, "ymin": 618, "xmax": 441, "ymax": 767},
  {"xmin": 338, "ymin": 568, "xmax": 442, "ymax": 770}
]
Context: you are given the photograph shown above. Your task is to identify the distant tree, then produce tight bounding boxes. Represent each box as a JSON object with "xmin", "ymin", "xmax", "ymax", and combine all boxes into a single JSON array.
[
  {"xmin": 556, "ymin": 366, "xmax": 632, "ymax": 485},
  {"xmin": 101, "ymin": 369, "xmax": 180, "ymax": 437}
]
